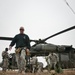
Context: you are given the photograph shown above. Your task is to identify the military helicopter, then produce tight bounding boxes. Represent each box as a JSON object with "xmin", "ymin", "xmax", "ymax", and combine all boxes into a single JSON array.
[{"xmin": 0, "ymin": 25, "xmax": 75, "ymax": 69}]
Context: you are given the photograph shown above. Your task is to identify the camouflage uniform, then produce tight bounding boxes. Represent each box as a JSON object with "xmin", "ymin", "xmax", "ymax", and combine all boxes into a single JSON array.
[
  {"xmin": 48, "ymin": 53, "xmax": 58, "ymax": 70},
  {"xmin": 25, "ymin": 49, "xmax": 30, "ymax": 65},
  {"xmin": 2, "ymin": 48, "xmax": 9, "ymax": 72},
  {"xmin": 15, "ymin": 47, "xmax": 26, "ymax": 73}
]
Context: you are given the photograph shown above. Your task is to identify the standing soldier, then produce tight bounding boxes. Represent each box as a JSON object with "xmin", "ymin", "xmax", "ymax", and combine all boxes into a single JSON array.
[
  {"xmin": 48, "ymin": 53, "xmax": 59, "ymax": 70},
  {"xmin": 2, "ymin": 48, "xmax": 9, "ymax": 72},
  {"xmin": 9, "ymin": 26, "xmax": 31, "ymax": 74}
]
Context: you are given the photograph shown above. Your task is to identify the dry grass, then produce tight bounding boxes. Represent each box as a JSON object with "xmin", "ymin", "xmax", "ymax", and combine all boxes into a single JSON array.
[{"xmin": 0, "ymin": 70, "xmax": 75, "ymax": 75}]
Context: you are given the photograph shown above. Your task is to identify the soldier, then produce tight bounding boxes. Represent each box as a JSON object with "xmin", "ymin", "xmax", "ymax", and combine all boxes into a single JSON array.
[
  {"xmin": 48, "ymin": 53, "xmax": 59, "ymax": 70},
  {"xmin": 37, "ymin": 62, "xmax": 43, "ymax": 73},
  {"xmin": 9, "ymin": 26, "xmax": 31, "ymax": 74},
  {"xmin": 2, "ymin": 48, "xmax": 9, "ymax": 72},
  {"xmin": 30, "ymin": 55, "xmax": 38, "ymax": 73}
]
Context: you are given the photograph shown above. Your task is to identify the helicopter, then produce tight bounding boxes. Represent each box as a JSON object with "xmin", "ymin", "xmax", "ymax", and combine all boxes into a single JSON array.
[{"xmin": 0, "ymin": 25, "xmax": 75, "ymax": 69}]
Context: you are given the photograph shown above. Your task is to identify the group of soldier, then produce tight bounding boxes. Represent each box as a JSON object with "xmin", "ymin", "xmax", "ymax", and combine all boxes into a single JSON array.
[
  {"xmin": 1, "ymin": 47, "xmax": 43, "ymax": 73},
  {"xmin": 1, "ymin": 26, "xmax": 63, "ymax": 74},
  {"xmin": 1, "ymin": 49, "xmax": 62, "ymax": 74}
]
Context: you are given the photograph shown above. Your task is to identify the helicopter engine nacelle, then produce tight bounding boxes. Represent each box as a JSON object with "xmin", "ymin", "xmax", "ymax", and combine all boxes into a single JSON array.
[
  {"xmin": 33, "ymin": 44, "xmax": 57, "ymax": 52},
  {"xmin": 41, "ymin": 44, "xmax": 57, "ymax": 51},
  {"xmin": 32, "ymin": 44, "xmax": 72, "ymax": 53},
  {"xmin": 57, "ymin": 46, "xmax": 65, "ymax": 52}
]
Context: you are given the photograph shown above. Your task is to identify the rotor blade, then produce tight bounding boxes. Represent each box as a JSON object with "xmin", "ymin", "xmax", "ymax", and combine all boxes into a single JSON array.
[
  {"xmin": 30, "ymin": 39, "xmax": 38, "ymax": 43},
  {"xmin": 43, "ymin": 25, "xmax": 75, "ymax": 41},
  {"xmin": 0, "ymin": 37, "xmax": 39, "ymax": 43},
  {"xmin": 0, "ymin": 36, "xmax": 39, "ymax": 44},
  {"xmin": 0, "ymin": 37, "xmax": 13, "ymax": 41}
]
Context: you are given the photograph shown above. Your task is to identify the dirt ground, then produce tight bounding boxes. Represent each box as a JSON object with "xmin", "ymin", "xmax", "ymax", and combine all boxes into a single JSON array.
[{"xmin": 0, "ymin": 70, "xmax": 75, "ymax": 75}]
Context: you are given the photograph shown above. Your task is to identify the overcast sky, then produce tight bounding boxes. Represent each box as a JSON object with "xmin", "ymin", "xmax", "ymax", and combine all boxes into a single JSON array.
[{"xmin": 0, "ymin": 0, "xmax": 75, "ymax": 67}]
